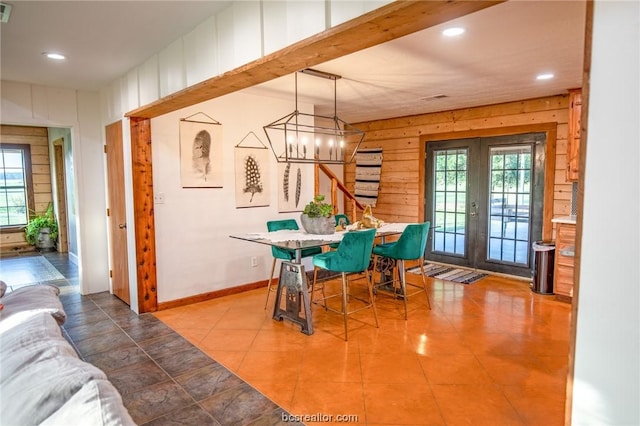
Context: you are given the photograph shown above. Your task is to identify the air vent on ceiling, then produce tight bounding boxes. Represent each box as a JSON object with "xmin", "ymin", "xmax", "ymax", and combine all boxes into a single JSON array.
[{"xmin": 0, "ymin": 2, "xmax": 12, "ymax": 23}]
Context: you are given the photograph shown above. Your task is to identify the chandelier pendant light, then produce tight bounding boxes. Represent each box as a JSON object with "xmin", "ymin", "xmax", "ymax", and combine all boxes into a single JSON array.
[{"xmin": 263, "ymin": 69, "xmax": 365, "ymax": 164}]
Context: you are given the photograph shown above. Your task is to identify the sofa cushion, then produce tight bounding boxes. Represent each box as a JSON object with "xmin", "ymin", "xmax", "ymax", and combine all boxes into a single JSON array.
[
  {"xmin": 0, "ymin": 311, "xmax": 78, "ymax": 382},
  {"xmin": 40, "ymin": 379, "xmax": 136, "ymax": 426},
  {"xmin": 0, "ymin": 283, "xmax": 66, "ymax": 325},
  {"xmin": 0, "ymin": 312, "xmax": 110, "ymax": 425}
]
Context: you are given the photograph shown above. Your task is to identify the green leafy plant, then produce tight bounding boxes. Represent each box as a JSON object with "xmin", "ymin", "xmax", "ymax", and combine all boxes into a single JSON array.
[
  {"xmin": 25, "ymin": 204, "xmax": 58, "ymax": 245},
  {"xmin": 302, "ymin": 194, "xmax": 334, "ymax": 218}
]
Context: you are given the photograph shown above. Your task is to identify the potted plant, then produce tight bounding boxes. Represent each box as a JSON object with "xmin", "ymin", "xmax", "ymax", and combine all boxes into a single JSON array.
[
  {"xmin": 25, "ymin": 204, "xmax": 58, "ymax": 250},
  {"xmin": 300, "ymin": 194, "xmax": 336, "ymax": 235}
]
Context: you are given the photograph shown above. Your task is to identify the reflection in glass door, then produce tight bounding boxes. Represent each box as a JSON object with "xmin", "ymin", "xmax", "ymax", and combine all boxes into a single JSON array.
[
  {"xmin": 487, "ymin": 146, "xmax": 531, "ymax": 265},
  {"xmin": 425, "ymin": 133, "xmax": 545, "ymax": 277},
  {"xmin": 432, "ymin": 149, "xmax": 468, "ymax": 256}
]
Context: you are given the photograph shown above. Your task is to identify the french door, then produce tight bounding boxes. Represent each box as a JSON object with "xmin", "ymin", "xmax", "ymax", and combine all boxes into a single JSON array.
[{"xmin": 424, "ymin": 133, "xmax": 546, "ymax": 277}]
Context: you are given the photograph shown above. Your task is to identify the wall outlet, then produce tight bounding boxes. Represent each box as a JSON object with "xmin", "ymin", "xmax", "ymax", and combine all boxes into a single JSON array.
[
  {"xmin": 251, "ymin": 256, "xmax": 258, "ymax": 267},
  {"xmin": 154, "ymin": 192, "xmax": 165, "ymax": 204}
]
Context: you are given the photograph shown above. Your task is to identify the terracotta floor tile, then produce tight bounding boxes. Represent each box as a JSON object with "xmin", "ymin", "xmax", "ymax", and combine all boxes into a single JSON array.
[
  {"xmin": 298, "ymin": 348, "xmax": 362, "ymax": 383},
  {"xmin": 213, "ymin": 307, "xmax": 270, "ymax": 330},
  {"xmin": 475, "ymin": 354, "xmax": 566, "ymax": 387},
  {"xmin": 363, "ymin": 382, "xmax": 445, "ymax": 425},
  {"xmin": 249, "ymin": 328, "xmax": 309, "ymax": 352},
  {"xmin": 198, "ymin": 328, "xmax": 259, "ymax": 352},
  {"xmin": 236, "ymin": 350, "xmax": 303, "ymax": 382},
  {"xmin": 430, "ymin": 384, "xmax": 523, "ymax": 426},
  {"xmin": 501, "ymin": 384, "xmax": 566, "ymax": 426},
  {"xmin": 290, "ymin": 381, "xmax": 366, "ymax": 425},
  {"xmin": 150, "ymin": 272, "xmax": 570, "ymax": 426},
  {"xmin": 412, "ymin": 332, "xmax": 473, "ymax": 356},
  {"xmin": 417, "ymin": 354, "xmax": 492, "ymax": 385},
  {"xmin": 361, "ymin": 352, "xmax": 427, "ymax": 384}
]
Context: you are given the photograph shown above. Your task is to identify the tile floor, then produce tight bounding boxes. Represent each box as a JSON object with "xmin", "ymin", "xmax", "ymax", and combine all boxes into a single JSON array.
[
  {"xmin": 155, "ymin": 270, "xmax": 572, "ymax": 426},
  {"xmin": 2, "ymin": 253, "xmax": 572, "ymax": 425},
  {"xmin": 1, "ymin": 252, "xmax": 297, "ymax": 426}
]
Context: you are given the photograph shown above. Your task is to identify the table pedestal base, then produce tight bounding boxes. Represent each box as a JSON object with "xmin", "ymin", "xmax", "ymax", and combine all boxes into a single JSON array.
[{"xmin": 273, "ymin": 261, "xmax": 314, "ymax": 335}]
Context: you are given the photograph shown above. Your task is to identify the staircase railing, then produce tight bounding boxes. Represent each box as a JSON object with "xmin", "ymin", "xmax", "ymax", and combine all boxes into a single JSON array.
[{"xmin": 315, "ymin": 163, "xmax": 365, "ymax": 220}]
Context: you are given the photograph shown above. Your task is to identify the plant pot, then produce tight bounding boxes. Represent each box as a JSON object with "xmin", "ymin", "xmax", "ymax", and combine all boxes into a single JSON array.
[
  {"xmin": 36, "ymin": 227, "xmax": 55, "ymax": 250},
  {"xmin": 300, "ymin": 214, "xmax": 336, "ymax": 235}
]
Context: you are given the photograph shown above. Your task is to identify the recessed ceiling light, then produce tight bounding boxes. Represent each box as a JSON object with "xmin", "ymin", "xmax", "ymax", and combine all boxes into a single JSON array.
[
  {"xmin": 442, "ymin": 27, "xmax": 465, "ymax": 37},
  {"xmin": 43, "ymin": 52, "xmax": 66, "ymax": 60},
  {"xmin": 536, "ymin": 73, "xmax": 555, "ymax": 80}
]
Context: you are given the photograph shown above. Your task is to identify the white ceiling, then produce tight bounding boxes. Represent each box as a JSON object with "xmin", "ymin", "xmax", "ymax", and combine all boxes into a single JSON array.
[{"xmin": 0, "ymin": 1, "xmax": 586, "ymax": 124}]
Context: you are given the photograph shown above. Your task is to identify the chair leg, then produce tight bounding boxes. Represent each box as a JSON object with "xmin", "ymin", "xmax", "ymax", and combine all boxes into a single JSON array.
[
  {"xmin": 418, "ymin": 257, "xmax": 431, "ymax": 310},
  {"xmin": 366, "ymin": 269, "xmax": 379, "ymax": 328},
  {"xmin": 264, "ymin": 258, "xmax": 277, "ymax": 309},
  {"xmin": 310, "ymin": 267, "xmax": 326, "ymax": 310},
  {"xmin": 398, "ymin": 260, "xmax": 409, "ymax": 320},
  {"xmin": 341, "ymin": 272, "xmax": 349, "ymax": 341}
]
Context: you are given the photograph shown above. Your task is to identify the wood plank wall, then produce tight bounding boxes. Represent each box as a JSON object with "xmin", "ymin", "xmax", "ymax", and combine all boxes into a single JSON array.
[
  {"xmin": 344, "ymin": 95, "xmax": 572, "ymax": 238},
  {"xmin": 0, "ymin": 125, "xmax": 53, "ymax": 253}
]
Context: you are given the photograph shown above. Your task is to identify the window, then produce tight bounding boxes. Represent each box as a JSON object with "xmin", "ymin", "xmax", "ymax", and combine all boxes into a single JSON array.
[{"xmin": 0, "ymin": 144, "xmax": 34, "ymax": 228}]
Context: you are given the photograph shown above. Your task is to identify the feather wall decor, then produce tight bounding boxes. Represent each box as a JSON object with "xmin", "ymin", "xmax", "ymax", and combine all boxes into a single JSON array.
[
  {"xmin": 243, "ymin": 155, "xmax": 263, "ymax": 202},
  {"xmin": 283, "ymin": 162, "xmax": 290, "ymax": 202},
  {"xmin": 295, "ymin": 167, "xmax": 301, "ymax": 207}
]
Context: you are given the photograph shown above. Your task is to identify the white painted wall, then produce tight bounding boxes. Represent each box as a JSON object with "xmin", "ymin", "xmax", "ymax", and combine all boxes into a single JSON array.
[
  {"xmin": 572, "ymin": 1, "xmax": 640, "ymax": 424},
  {"xmin": 0, "ymin": 81, "xmax": 109, "ymax": 295},
  {"xmin": 150, "ymin": 91, "xmax": 316, "ymax": 303}
]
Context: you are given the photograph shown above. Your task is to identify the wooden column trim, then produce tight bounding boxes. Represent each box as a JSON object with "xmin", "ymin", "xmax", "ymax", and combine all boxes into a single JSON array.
[
  {"xmin": 566, "ymin": 0, "xmax": 593, "ymax": 423},
  {"xmin": 129, "ymin": 117, "xmax": 158, "ymax": 313}
]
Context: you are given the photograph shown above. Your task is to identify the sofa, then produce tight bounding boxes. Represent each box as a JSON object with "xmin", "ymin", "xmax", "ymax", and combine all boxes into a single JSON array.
[{"xmin": 0, "ymin": 282, "xmax": 135, "ymax": 426}]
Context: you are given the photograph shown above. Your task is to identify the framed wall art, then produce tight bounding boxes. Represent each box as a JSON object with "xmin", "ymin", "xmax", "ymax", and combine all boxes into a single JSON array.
[
  {"xmin": 234, "ymin": 132, "xmax": 270, "ymax": 208},
  {"xmin": 179, "ymin": 113, "xmax": 223, "ymax": 188}
]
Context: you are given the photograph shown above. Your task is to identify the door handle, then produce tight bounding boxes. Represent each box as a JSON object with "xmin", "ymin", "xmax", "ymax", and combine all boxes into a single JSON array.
[{"xmin": 118, "ymin": 223, "xmax": 127, "ymax": 229}]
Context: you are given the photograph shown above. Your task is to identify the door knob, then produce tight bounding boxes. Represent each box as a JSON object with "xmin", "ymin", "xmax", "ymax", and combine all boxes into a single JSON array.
[{"xmin": 118, "ymin": 223, "xmax": 127, "ymax": 229}]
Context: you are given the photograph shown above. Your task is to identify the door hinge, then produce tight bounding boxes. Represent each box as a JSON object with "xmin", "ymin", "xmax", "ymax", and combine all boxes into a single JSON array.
[
  {"xmin": 109, "ymin": 270, "xmax": 113, "ymax": 278},
  {"xmin": 106, "ymin": 208, "xmax": 110, "ymax": 216},
  {"xmin": 104, "ymin": 144, "xmax": 107, "ymax": 153}
]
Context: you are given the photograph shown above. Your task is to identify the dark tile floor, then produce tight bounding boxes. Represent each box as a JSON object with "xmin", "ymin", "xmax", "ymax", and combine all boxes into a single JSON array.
[{"xmin": 1, "ymin": 252, "xmax": 299, "ymax": 426}]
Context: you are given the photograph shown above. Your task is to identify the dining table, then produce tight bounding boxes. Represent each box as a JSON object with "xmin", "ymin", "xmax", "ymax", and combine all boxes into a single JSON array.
[{"xmin": 229, "ymin": 222, "xmax": 409, "ymax": 335}]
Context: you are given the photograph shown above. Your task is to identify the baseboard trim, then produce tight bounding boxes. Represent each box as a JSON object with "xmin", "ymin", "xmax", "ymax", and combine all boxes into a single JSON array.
[{"xmin": 157, "ymin": 280, "xmax": 270, "ymax": 311}]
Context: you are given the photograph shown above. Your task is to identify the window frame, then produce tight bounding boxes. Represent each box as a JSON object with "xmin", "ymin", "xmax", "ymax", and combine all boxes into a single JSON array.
[{"xmin": 0, "ymin": 143, "xmax": 35, "ymax": 232}]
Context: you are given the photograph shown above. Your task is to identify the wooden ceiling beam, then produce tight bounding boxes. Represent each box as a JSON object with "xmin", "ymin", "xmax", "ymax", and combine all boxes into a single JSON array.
[{"xmin": 125, "ymin": 0, "xmax": 504, "ymax": 119}]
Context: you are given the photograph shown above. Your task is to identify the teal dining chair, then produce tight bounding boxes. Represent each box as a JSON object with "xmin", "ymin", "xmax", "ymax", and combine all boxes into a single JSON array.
[
  {"xmin": 265, "ymin": 219, "xmax": 322, "ymax": 309},
  {"xmin": 372, "ymin": 221, "xmax": 431, "ymax": 319},
  {"xmin": 311, "ymin": 228, "xmax": 378, "ymax": 341}
]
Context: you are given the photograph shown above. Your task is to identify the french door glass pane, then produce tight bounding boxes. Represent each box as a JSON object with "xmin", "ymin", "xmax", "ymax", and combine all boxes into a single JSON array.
[
  {"xmin": 432, "ymin": 149, "xmax": 467, "ymax": 256},
  {"xmin": 487, "ymin": 145, "xmax": 532, "ymax": 265}
]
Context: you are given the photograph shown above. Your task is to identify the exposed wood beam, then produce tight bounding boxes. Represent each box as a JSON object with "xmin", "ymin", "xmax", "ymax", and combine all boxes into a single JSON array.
[{"xmin": 126, "ymin": 0, "xmax": 503, "ymax": 119}]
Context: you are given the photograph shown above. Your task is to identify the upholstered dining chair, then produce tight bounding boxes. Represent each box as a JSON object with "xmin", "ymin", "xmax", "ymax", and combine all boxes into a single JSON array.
[
  {"xmin": 311, "ymin": 228, "xmax": 378, "ymax": 341},
  {"xmin": 372, "ymin": 221, "xmax": 431, "ymax": 319},
  {"xmin": 264, "ymin": 219, "xmax": 322, "ymax": 309}
]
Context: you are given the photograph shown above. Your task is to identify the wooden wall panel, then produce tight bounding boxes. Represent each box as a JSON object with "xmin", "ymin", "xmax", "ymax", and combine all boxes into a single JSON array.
[
  {"xmin": 0, "ymin": 125, "xmax": 52, "ymax": 253},
  {"xmin": 344, "ymin": 95, "xmax": 572, "ymax": 239}
]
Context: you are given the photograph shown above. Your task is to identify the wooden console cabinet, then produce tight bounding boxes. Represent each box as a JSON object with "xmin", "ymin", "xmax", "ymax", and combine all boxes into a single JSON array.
[
  {"xmin": 554, "ymin": 222, "xmax": 576, "ymax": 301},
  {"xmin": 566, "ymin": 88, "xmax": 582, "ymax": 182}
]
